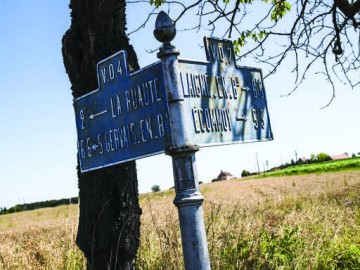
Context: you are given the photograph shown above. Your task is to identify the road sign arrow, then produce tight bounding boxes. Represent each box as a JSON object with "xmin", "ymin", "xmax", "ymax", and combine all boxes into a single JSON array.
[
  {"xmin": 91, "ymin": 144, "xmax": 99, "ymax": 150},
  {"xmin": 236, "ymin": 115, "xmax": 247, "ymax": 122},
  {"xmin": 89, "ymin": 110, "xmax": 108, "ymax": 120}
]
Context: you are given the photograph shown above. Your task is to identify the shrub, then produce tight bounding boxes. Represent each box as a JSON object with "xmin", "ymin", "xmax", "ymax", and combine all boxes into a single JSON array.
[
  {"xmin": 241, "ymin": 170, "xmax": 251, "ymax": 177},
  {"xmin": 151, "ymin": 185, "xmax": 161, "ymax": 192},
  {"xmin": 317, "ymin": 152, "xmax": 331, "ymax": 162}
]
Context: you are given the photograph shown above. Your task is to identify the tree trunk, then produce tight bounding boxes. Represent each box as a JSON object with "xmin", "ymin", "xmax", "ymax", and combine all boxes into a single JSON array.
[{"xmin": 62, "ymin": 1, "xmax": 141, "ymax": 269}]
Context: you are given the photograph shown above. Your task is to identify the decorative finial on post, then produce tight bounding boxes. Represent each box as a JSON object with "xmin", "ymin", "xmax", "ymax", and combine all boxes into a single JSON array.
[{"xmin": 154, "ymin": 11, "xmax": 179, "ymax": 57}]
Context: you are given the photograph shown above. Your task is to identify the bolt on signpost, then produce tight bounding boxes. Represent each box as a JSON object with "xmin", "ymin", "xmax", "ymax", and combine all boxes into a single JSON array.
[
  {"xmin": 73, "ymin": 10, "xmax": 272, "ymax": 270},
  {"xmin": 154, "ymin": 11, "xmax": 211, "ymax": 270}
]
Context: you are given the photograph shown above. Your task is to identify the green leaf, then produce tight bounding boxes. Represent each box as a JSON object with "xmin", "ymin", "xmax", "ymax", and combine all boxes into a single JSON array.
[
  {"xmin": 270, "ymin": 0, "xmax": 291, "ymax": 22},
  {"xmin": 234, "ymin": 30, "xmax": 267, "ymax": 53},
  {"xmin": 150, "ymin": 0, "xmax": 165, "ymax": 8}
]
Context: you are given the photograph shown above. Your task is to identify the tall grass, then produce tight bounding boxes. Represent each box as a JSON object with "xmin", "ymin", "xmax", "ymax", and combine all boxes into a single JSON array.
[
  {"xmin": 0, "ymin": 205, "xmax": 86, "ymax": 269},
  {"xmin": 138, "ymin": 171, "xmax": 360, "ymax": 269},
  {"xmin": 1, "ymin": 170, "xmax": 359, "ymax": 269}
]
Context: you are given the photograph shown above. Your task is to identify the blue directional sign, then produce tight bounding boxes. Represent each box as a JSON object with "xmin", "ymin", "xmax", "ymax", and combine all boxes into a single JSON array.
[
  {"xmin": 178, "ymin": 37, "xmax": 273, "ymax": 147},
  {"xmin": 74, "ymin": 51, "xmax": 171, "ymax": 172},
  {"xmin": 73, "ymin": 37, "xmax": 272, "ymax": 173}
]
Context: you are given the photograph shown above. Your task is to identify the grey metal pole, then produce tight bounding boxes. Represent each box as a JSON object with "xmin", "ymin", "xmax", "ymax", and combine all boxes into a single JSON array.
[
  {"xmin": 154, "ymin": 11, "xmax": 211, "ymax": 270},
  {"xmin": 170, "ymin": 147, "xmax": 211, "ymax": 270}
]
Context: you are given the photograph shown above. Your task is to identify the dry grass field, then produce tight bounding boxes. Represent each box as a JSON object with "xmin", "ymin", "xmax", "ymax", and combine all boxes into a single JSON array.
[
  {"xmin": 1, "ymin": 170, "xmax": 360, "ymax": 269},
  {"xmin": 0, "ymin": 204, "xmax": 85, "ymax": 269}
]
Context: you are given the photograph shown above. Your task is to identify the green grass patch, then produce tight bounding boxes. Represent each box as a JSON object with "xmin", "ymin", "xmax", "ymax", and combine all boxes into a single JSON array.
[{"xmin": 262, "ymin": 157, "xmax": 360, "ymax": 178}]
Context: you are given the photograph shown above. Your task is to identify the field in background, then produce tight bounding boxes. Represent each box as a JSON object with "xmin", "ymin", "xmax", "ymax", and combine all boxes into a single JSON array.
[
  {"xmin": 261, "ymin": 157, "xmax": 360, "ymax": 178},
  {"xmin": 0, "ymin": 205, "xmax": 84, "ymax": 269},
  {"xmin": 139, "ymin": 170, "xmax": 360, "ymax": 269},
  {"xmin": 1, "ymin": 170, "xmax": 360, "ymax": 269}
]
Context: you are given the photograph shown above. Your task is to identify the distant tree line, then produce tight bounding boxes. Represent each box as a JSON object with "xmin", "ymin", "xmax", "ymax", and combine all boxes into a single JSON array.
[{"xmin": 0, "ymin": 197, "xmax": 78, "ymax": 215}]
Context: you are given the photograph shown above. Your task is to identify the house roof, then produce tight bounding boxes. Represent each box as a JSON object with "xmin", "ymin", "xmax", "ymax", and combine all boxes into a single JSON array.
[
  {"xmin": 330, "ymin": 153, "xmax": 349, "ymax": 160},
  {"xmin": 217, "ymin": 170, "xmax": 233, "ymax": 178}
]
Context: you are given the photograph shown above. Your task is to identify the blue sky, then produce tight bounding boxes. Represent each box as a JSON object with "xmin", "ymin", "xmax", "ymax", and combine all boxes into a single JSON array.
[{"xmin": 0, "ymin": 0, "xmax": 359, "ymax": 208}]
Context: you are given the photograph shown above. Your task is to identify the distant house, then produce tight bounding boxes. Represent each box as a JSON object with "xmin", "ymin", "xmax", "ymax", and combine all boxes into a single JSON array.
[
  {"xmin": 300, "ymin": 157, "xmax": 310, "ymax": 163},
  {"xmin": 216, "ymin": 170, "xmax": 234, "ymax": 181},
  {"xmin": 330, "ymin": 153, "xmax": 350, "ymax": 160}
]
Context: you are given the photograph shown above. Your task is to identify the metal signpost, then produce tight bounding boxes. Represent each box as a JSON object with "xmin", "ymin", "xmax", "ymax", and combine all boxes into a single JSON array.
[
  {"xmin": 154, "ymin": 11, "xmax": 211, "ymax": 270},
  {"xmin": 73, "ymin": 11, "xmax": 273, "ymax": 270}
]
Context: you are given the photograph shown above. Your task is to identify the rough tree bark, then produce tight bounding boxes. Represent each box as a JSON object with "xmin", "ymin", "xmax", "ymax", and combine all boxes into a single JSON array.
[{"xmin": 62, "ymin": 1, "xmax": 141, "ymax": 269}]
